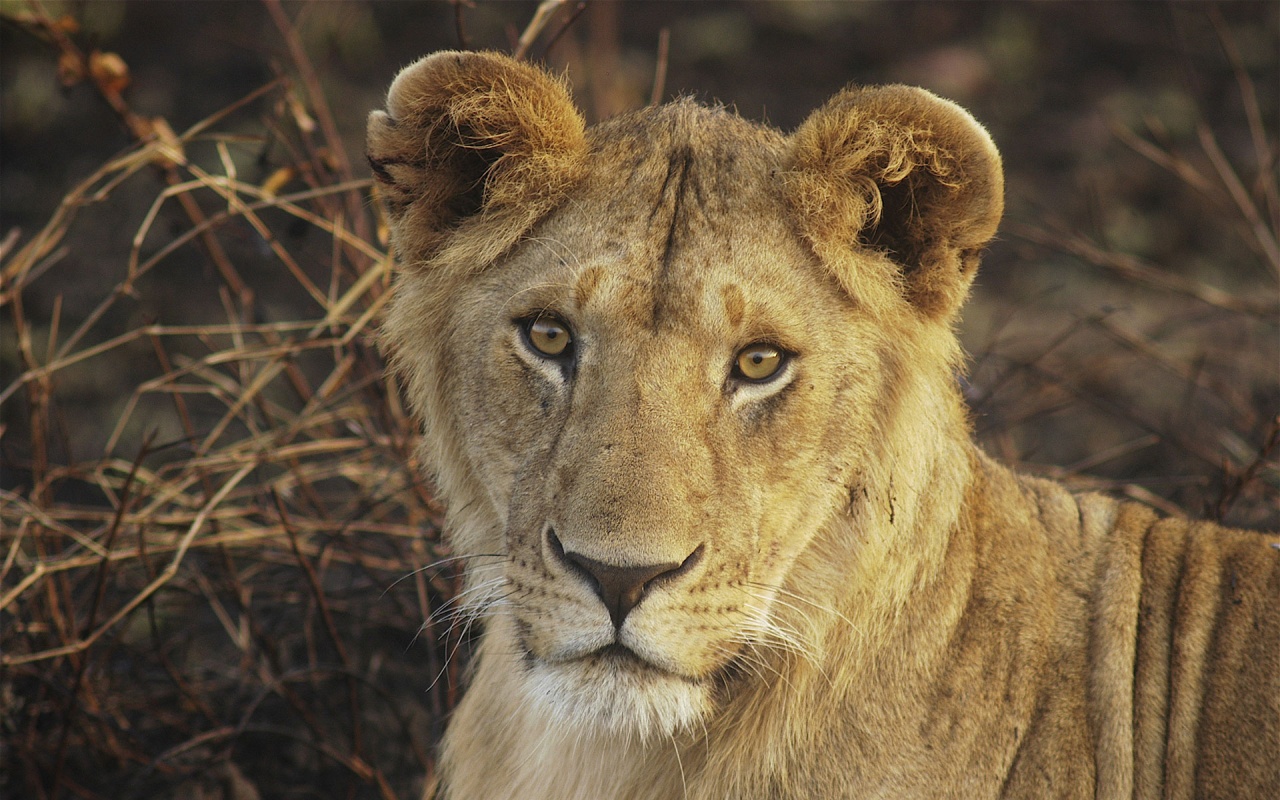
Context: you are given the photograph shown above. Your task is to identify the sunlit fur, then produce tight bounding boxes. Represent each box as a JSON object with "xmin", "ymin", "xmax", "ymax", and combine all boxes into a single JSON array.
[{"xmin": 369, "ymin": 52, "xmax": 1280, "ymax": 800}]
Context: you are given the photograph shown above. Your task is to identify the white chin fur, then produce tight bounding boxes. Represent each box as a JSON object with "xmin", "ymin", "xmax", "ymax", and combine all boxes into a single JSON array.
[{"xmin": 522, "ymin": 655, "xmax": 708, "ymax": 740}]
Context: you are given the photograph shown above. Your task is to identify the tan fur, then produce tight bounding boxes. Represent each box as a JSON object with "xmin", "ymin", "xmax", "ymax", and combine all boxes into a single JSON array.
[{"xmin": 368, "ymin": 52, "xmax": 1280, "ymax": 800}]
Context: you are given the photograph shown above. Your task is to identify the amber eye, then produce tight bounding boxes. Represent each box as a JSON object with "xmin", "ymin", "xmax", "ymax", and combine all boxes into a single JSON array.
[
  {"xmin": 734, "ymin": 343, "xmax": 785, "ymax": 382},
  {"xmin": 525, "ymin": 316, "xmax": 573, "ymax": 357}
]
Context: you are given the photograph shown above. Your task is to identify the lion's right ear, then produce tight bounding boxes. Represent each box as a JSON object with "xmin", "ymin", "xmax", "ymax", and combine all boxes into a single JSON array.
[
  {"xmin": 785, "ymin": 85, "xmax": 1003, "ymax": 321},
  {"xmin": 366, "ymin": 51, "xmax": 587, "ymax": 268}
]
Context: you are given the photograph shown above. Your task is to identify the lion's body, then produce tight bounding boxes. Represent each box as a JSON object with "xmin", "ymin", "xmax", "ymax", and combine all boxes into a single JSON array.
[{"xmin": 367, "ymin": 52, "xmax": 1280, "ymax": 799}]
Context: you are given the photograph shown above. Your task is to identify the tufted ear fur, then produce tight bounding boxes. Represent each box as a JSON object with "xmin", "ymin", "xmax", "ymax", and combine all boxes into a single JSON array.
[
  {"xmin": 366, "ymin": 51, "xmax": 587, "ymax": 268},
  {"xmin": 786, "ymin": 85, "xmax": 1004, "ymax": 320}
]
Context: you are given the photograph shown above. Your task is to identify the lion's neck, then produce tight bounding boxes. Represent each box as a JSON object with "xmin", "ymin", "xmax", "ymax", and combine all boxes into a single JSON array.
[
  {"xmin": 818, "ymin": 359, "xmax": 977, "ymax": 633},
  {"xmin": 438, "ymin": 616, "xmax": 686, "ymax": 800}
]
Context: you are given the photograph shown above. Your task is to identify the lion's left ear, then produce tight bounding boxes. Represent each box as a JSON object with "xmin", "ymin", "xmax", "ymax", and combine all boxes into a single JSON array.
[
  {"xmin": 785, "ymin": 85, "xmax": 1004, "ymax": 320},
  {"xmin": 366, "ymin": 51, "xmax": 587, "ymax": 269}
]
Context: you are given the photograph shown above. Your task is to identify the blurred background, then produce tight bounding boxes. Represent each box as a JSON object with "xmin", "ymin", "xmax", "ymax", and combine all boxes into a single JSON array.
[{"xmin": 2, "ymin": 2, "xmax": 1277, "ymax": 798}]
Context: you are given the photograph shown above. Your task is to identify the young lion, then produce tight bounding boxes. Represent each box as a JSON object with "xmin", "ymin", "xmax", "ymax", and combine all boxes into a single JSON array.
[{"xmin": 367, "ymin": 52, "xmax": 1279, "ymax": 800}]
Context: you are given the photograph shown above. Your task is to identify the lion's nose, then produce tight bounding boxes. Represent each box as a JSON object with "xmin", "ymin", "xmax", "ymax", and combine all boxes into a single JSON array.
[{"xmin": 547, "ymin": 530, "xmax": 702, "ymax": 628}]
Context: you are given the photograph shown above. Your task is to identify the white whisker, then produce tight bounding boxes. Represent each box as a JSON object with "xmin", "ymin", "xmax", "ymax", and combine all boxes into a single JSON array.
[
  {"xmin": 670, "ymin": 729, "xmax": 689, "ymax": 799},
  {"xmin": 383, "ymin": 552, "xmax": 507, "ymax": 597}
]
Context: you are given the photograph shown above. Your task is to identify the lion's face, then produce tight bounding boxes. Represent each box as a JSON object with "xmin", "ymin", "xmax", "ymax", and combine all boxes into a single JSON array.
[
  {"xmin": 443, "ymin": 122, "xmax": 895, "ymax": 734},
  {"xmin": 369, "ymin": 52, "xmax": 1002, "ymax": 741}
]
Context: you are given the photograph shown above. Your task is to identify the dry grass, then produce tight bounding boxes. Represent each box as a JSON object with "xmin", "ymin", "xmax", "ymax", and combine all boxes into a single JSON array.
[
  {"xmin": 1, "ymin": 3, "xmax": 1276, "ymax": 799},
  {"xmin": 963, "ymin": 16, "xmax": 1279, "ymax": 529},
  {"xmin": 1, "ymin": 4, "xmax": 466, "ymax": 797}
]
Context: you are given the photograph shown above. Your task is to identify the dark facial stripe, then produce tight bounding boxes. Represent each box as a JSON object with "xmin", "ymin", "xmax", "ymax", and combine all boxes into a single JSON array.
[{"xmin": 652, "ymin": 146, "xmax": 694, "ymax": 325}]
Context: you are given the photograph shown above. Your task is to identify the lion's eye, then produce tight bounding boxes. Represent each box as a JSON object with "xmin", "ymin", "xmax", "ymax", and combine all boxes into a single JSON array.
[
  {"xmin": 524, "ymin": 316, "xmax": 573, "ymax": 358},
  {"xmin": 734, "ymin": 343, "xmax": 785, "ymax": 382}
]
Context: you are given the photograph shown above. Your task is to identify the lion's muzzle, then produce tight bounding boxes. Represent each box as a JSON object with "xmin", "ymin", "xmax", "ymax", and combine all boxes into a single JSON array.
[{"xmin": 547, "ymin": 527, "xmax": 704, "ymax": 628}]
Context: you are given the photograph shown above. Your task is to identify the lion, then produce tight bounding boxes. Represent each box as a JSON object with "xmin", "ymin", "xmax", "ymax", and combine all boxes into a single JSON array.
[{"xmin": 367, "ymin": 51, "xmax": 1279, "ymax": 799}]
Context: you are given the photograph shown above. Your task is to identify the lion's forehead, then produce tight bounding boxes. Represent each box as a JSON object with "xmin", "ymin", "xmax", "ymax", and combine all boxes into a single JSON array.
[
  {"xmin": 561, "ymin": 265, "xmax": 754, "ymax": 342},
  {"xmin": 521, "ymin": 102, "xmax": 807, "ymax": 333}
]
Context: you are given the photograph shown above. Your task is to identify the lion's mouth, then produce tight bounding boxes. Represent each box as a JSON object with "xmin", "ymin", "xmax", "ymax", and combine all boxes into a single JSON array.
[
  {"xmin": 529, "ymin": 638, "xmax": 698, "ymax": 684},
  {"xmin": 590, "ymin": 642, "xmax": 653, "ymax": 668}
]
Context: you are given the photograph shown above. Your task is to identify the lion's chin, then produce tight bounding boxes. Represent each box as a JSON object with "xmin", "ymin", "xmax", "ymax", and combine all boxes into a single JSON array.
[{"xmin": 521, "ymin": 646, "xmax": 710, "ymax": 740}]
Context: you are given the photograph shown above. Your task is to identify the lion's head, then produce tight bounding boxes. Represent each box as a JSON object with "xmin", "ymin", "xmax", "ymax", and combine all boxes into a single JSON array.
[{"xmin": 368, "ymin": 51, "xmax": 1002, "ymax": 741}]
